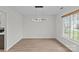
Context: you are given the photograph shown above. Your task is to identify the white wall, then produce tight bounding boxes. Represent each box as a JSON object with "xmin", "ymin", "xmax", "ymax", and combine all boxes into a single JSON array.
[
  {"xmin": 7, "ymin": 8, "xmax": 23, "ymax": 50},
  {"xmin": 56, "ymin": 7, "xmax": 79, "ymax": 52},
  {"xmin": 0, "ymin": 7, "xmax": 23, "ymax": 50},
  {"xmin": 0, "ymin": 12, "xmax": 6, "ymax": 27},
  {"xmin": 23, "ymin": 15, "xmax": 56, "ymax": 38},
  {"xmin": 1, "ymin": 6, "xmax": 79, "ymax": 51}
]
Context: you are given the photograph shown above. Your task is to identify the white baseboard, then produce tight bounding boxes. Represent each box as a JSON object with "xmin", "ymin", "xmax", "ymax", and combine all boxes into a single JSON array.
[
  {"xmin": 23, "ymin": 37, "xmax": 56, "ymax": 39},
  {"xmin": 6, "ymin": 38, "xmax": 22, "ymax": 51},
  {"xmin": 56, "ymin": 38, "xmax": 73, "ymax": 51}
]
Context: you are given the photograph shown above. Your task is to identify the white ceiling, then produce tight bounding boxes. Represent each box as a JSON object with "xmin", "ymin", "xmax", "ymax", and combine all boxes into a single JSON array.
[{"xmin": 9, "ymin": 6, "xmax": 79, "ymax": 16}]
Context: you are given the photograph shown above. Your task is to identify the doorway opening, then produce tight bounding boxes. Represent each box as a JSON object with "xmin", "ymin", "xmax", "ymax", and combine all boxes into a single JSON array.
[{"xmin": 0, "ymin": 10, "xmax": 7, "ymax": 52}]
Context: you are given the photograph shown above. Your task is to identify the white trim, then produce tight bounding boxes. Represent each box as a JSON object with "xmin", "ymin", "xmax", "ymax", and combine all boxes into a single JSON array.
[
  {"xmin": 63, "ymin": 37, "xmax": 79, "ymax": 46},
  {"xmin": 57, "ymin": 36, "xmax": 79, "ymax": 52},
  {"xmin": 6, "ymin": 38, "xmax": 22, "ymax": 51},
  {"xmin": 56, "ymin": 38, "xmax": 72, "ymax": 51},
  {"xmin": 23, "ymin": 37, "xmax": 56, "ymax": 38}
]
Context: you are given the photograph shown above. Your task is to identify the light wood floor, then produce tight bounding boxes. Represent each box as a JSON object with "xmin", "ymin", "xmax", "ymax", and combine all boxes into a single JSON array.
[
  {"xmin": 0, "ymin": 49, "xmax": 4, "ymax": 52},
  {"xmin": 8, "ymin": 38, "xmax": 71, "ymax": 52}
]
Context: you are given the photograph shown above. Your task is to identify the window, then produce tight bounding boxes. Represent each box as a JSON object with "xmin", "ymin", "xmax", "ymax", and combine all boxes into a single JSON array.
[{"xmin": 63, "ymin": 9, "xmax": 79, "ymax": 42}]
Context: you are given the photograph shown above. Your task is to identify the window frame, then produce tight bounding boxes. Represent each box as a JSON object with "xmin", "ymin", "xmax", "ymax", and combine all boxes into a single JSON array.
[{"xmin": 62, "ymin": 12, "xmax": 79, "ymax": 43}]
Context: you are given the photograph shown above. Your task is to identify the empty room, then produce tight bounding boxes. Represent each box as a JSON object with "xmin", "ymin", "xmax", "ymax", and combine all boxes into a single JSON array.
[{"xmin": 0, "ymin": 6, "xmax": 79, "ymax": 52}]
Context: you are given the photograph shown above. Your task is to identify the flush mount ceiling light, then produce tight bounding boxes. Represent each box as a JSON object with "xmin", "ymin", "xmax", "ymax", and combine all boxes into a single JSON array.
[{"xmin": 35, "ymin": 6, "xmax": 44, "ymax": 8}]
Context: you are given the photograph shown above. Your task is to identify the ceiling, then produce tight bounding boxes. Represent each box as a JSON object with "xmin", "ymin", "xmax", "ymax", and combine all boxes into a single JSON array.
[{"xmin": 9, "ymin": 6, "xmax": 79, "ymax": 16}]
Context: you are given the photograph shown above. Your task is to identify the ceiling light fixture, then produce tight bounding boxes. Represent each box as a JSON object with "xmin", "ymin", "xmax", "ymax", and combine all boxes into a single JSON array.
[
  {"xmin": 32, "ymin": 18, "xmax": 48, "ymax": 22},
  {"xmin": 32, "ymin": 6, "xmax": 47, "ymax": 22}
]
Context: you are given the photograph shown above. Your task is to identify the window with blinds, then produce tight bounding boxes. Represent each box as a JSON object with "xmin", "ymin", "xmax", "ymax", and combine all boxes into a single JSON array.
[{"xmin": 62, "ymin": 9, "xmax": 79, "ymax": 42}]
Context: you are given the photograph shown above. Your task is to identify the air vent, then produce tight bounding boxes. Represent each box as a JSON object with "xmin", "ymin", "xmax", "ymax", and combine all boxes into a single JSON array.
[
  {"xmin": 35, "ymin": 6, "xmax": 44, "ymax": 8},
  {"xmin": 60, "ymin": 7, "xmax": 64, "ymax": 10}
]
